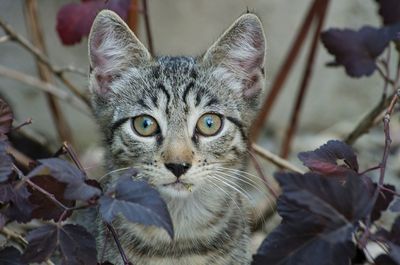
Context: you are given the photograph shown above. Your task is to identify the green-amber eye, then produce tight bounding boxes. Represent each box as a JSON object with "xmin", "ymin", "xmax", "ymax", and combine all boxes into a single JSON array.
[
  {"xmin": 196, "ymin": 113, "xmax": 223, "ymax": 136},
  {"xmin": 132, "ymin": 115, "xmax": 159, "ymax": 137}
]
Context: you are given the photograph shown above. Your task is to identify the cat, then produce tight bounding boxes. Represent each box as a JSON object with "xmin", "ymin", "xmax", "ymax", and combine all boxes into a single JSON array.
[{"xmin": 88, "ymin": 9, "xmax": 266, "ymax": 265}]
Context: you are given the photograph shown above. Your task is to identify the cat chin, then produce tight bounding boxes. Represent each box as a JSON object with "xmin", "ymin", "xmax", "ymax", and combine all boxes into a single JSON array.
[{"xmin": 158, "ymin": 183, "xmax": 194, "ymax": 198}]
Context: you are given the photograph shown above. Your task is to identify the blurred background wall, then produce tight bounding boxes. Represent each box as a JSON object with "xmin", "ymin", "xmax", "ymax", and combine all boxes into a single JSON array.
[{"xmin": 0, "ymin": 0, "xmax": 383, "ymax": 152}]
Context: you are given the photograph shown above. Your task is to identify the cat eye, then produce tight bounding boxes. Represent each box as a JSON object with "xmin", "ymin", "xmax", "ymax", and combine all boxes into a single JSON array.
[
  {"xmin": 132, "ymin": 115, "xmax": 160, "ymax": 137},
  {"xmin": 196, "ymin": 113, "xmax": 223, "ymax": 136}
]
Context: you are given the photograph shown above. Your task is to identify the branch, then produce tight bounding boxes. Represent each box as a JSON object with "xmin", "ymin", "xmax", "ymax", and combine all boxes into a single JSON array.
[
  {"xmin": 345, "ymin": 93, "xmax": 393, "ymax": 145},
  {"xmin": 141, "ymin": 0, "xmax": 154, "ymax": 55},
  {"xmin": 251, "ymin": 143, "xmax": 305, "ymax": 174},
  {"xmin": 105, "ymin": 222, "xmax": 133, "ymax": 265},
  {"xmin": 6, "ymin": 145, "xmax": 34, "ymax": 169},
  {"xmin": 280, "ymin": 0, "xmax": 330, "ymax": 158},
  {"xmin": 250, "ymin": 0, "xmax": 322, "ymax": 141},
  {"xmin": 0, "ymin": 65, "xmax": 90, "ymax": 115},
  {"xmin": 24, "ymin": 0, "xmax": 73, "ymax": 144},
  {"xmin": 0, "ymin": 17, "xmax": 90, "ymax": 106}
]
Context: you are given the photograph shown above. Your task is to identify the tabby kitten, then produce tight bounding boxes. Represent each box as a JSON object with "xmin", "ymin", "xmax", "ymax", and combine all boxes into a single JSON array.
[{"xmin": 88, "ymin": 10, "xmax": 266, "ymax": 265}]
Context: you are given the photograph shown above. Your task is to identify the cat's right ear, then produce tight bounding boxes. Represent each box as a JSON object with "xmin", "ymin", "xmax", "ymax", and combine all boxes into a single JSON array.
[{"xmin": 88, "ymin": 10, "xmax": 151, "ymax": 96}]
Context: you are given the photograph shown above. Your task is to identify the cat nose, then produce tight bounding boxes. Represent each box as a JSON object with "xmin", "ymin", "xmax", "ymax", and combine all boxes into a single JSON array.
[{"xmin": 164, "ymin": 163, "xmax": 191, "ymax": 178}]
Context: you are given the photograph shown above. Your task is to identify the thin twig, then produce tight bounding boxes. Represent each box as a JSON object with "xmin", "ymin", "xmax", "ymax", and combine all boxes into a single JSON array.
[
  {"xmin": 280, "ymin": 0, "xmax": 330, "ymax": 158},
  {"xmin": 359, "ymin": 60, "xmax": 400, "ymax": 248},
  {"xmin": 13, "ymin": 164, "xmax": 69, "ymax": 211},
  {"xmin": 0, "ymin": 64, "xmax": 90, "ymax": 115},
  {"xmin": 248, "ymin": 149, "xmax": 279, "ymax": 199},
  {"xmin": 56, "ymin": 66, "xmax": 87, "ymax": 76},
  {"xmin": 24, "ymin": 0, "xmax": 74, "ymax": 144},
  {"xmin": 251, "ymin": 143, "xmax": 305, "ymax": 174},
  {"xmin": 12, "ymin": 118, "xmax": 32, "ymax": 132},
  {"xmin": 105, "ymin": 222, "xmax": 133, "ymax": 265},
  {"xmin": 54, "ymin": 142, "xmax": 87, "ymax": 176},
  {"xmin": 0, "ymin": 17, "xmax": 90, "ymax": 105},
  {"xmin": 6, "ymin": 145, "xmax": 34, "ymax": 169},
  {"xmin": 345, "ymin": 93, "xmax": 393, "ymax": 145},
  {"xmin": 250, "ymin": 0, "xmax": 322, "ymax": 141},
  {"xmin": 141, "ymin": 0, "xmax": 154, "ymax": 55}
]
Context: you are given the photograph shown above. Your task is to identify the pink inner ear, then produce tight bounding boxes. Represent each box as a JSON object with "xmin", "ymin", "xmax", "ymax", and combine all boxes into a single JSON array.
[
  {"xmin": 95, "ymin": 72, "xmax": 112, "ymax": 96},
  {"xmin": 242, "ymin": 73, "xmax": 261, "ymax": 98}
]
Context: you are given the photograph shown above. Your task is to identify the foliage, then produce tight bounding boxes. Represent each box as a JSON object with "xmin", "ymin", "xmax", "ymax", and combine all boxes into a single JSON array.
[
  {"xmin": 0, "ymin": 99, "xmax": 173, "ymax": 265},
  {"xmin": 253, "ymin": 141, "xmax": 399, "ymax": 265},
  {"xmin": 321, "ymin": 0, "xmax": 400, "ymax": 77}
]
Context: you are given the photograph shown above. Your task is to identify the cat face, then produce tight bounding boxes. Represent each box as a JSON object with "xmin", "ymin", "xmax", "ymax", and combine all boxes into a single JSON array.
[{"xmin": 88, "ymin": 11, "xmax": 266, "ymax": 199}]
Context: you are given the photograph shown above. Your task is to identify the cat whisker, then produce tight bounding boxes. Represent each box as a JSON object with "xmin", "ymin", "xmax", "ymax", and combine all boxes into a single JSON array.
[
  {"xmin": 210, "ymin": 172, "xmax": 275, "ymax": 229},
  {"xmin": 214, "ymin": 169, "xmax": 272, "ymax": 199},
  {"xmin": 98, "ymin": 166, "xmax": 133, "ymax": 181},
  {"xmin": 204, "ymin": 177, "xmax": 247, "ymax": 226}
]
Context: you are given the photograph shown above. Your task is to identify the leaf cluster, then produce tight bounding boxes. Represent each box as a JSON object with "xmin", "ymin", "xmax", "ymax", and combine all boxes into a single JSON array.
[
  {"xmin": 0, "ymin": 99, "xmax": 173, "ymax": 265},
  {"xmin": 253, "ymin": 140, "xmax": 400, "ymax": 265}
]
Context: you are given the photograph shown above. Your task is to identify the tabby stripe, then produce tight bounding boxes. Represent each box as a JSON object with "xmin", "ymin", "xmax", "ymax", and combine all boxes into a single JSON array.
[
  {"xmin": 108, "ymin": 117, "xmax": 130, "ymax": 144},
  {"xmin": 158, "ymin": 83, "xmax": 171, "ymax": 114},
  {"xmin": 182, "ymin": 81, "xmax": 195, "ymax": 105},
  {"xmin": 226, "ymin": 116, "xmax": 246, "ymax": 139},
  {"xmin": 120, "ymin": 205, "xmax": 242, "ymax": 258}
]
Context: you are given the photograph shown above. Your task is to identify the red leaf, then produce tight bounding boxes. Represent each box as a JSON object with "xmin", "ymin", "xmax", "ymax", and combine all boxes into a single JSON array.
[
  {"xmin": 298, "ymin": 140, "xmax": 359, "ymax": 176},
  {"xmin": 56, "ymin": 0, "xmax": 131, "ymax": 45},
  {"xmin": 28, "ymin": 175, "xmax": 75, "ymax": 221}
]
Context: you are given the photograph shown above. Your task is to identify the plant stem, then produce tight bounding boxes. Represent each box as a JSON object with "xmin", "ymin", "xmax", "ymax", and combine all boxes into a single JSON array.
[
  {"xmin": 280, "ymin": 0, "xmax": 330, "ymax": 158},
  {"xmin": 105, "ymin": 222, "xmax": 133, "ymax": 265},
  {"xmin": 0, "ymin": 65, "xmax": 90, "ymax": 114},
  {"xmin": 0, "ymin": 17, "xmax": 90, "ymax": 106},
  {"xmin": 24, "ymin": 0, "xmax": 74, "ymax": 144},
  {"xmin": 141, "ymin": 0, "xmax": 154, "ymax": 55},
  {"xmin": 251, "ymin": 143, "xmax": 305, "ymax": 174},
  {"xmin": 250, "ymin": 0, "xmax": 322, "ymax": 141}
]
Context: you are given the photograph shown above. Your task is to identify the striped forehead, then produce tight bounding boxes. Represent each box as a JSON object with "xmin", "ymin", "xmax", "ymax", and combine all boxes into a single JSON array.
[{"xmin": 137, "ymin": 56, "xmax": 220, "ymax": 115}]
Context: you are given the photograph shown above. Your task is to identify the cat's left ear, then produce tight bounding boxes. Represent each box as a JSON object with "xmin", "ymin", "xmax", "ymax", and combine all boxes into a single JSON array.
[
  {"xmin": 203, "ymin": 14, "xmax": 266, "ymax": 99},
  {"xmin": 88, "ymin": 10, "xmax": 151, "ymax": 96}
]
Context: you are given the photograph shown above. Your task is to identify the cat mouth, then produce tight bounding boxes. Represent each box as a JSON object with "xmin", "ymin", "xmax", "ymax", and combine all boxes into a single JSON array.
[{"xmin": 163, "ymin": 180, "xmax": 193, "ymax": 192}]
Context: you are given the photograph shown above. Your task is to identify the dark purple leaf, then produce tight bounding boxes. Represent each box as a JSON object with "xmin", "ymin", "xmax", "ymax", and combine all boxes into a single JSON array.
[
  {"xmin": 23, "ymin": 224, "xmax": 97, "ymax": 265},
  {"xmin": 99, "ymin": 177, "xmax": 174, "ymax": 238},
  {"xmin": 28, "ymin": 158, "xmax": 101, "ymax": 201},
  {"xmin": 374, "ymin": 255, "xmax": 398, "ymax": 265},
  {"xmin": 58, "ymin": 224, "xmax": 98, "ymax": 265},
  {"xmin": 28, "ymin": 175, "xmax": 75, "ymax": 221},
  {"xmin": 390, "ymin": 198, "xmax": 400, "ymax": 212},
  {"xmin": 252, "ymin": 222, "xmax": 355, "ymax": 265},
  {"xmin": 298, "ymin": 140, "xmax": 358, "ymax": 175},
  {"xmin": 321, "ymin": 24, "xmax": 400, "ymax": 77},
  {"xmin": 0, "ymin": 98, "xmax": 13, "ymax": 141},
  {"xmin": 22, "ymin": 225, "xmax": 58, "ymax": 263},
  {"xmin": 253, "ymin": 172, "xmax": 371, "ymax": 265},
  {"xmin": 0, "ymin": 141, "xmax": 13, "ymax": 182},
  {"xmin": 0, "ymin": 213, "xmax": 5, "ymax": 229},
  {"xmin": 0, "ymin": 183, "xmax": 33, "ymax": 223},
  {"xmin": 376, "ymin": 0, "xmax": 400, "ymax": 25},
  {"xmin": 0, "ymin": 246, "xmax": 27, "ymax": 265},
  {"xmin": 370, "ymin": 184, "xmax": 395, "ymax": 222},
  {"xmin": 56, "ymin": 0, "xmax": 131, "ymax": 45}
]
